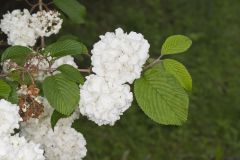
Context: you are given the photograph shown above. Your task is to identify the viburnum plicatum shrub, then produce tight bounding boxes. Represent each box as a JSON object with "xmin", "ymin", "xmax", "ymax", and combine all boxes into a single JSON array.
[{"xmin": 0, "ymin": 0, "xmax": 192, "ymax": 159}]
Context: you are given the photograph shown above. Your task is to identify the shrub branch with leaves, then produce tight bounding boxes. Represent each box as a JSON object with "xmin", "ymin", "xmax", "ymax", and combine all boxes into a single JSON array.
[{"xmin": 0, "ymin": 0, "xmax": 192, "ymax": 159}]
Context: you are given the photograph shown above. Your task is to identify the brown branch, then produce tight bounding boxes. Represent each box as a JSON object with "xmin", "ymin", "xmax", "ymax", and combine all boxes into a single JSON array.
[
  {"xmin": 38, "ymin": 0, "xmax": 45, "ymax": 49},
  {"xmin": 30, "ymin": 4, "xmax": 39, "ymax": 13},
  {"xmin": 79, "ymin": 68, "xmax": 91, "ymax": 73}
]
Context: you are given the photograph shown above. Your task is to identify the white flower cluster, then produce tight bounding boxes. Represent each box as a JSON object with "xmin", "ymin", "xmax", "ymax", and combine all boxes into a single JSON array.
[
  {"xmin": 91, "ymin": 28, "xmax": 150, "ymax": 84},
  {"xmin": 0, "ymin": 9, "xmax": 62, "ymax": 47},
  {"xmin": 0, "ymin": 99, "xmax": 45, "ymax": 160},
  {"xmin": 80, "ymin": 75, "xmax": 133, "ymax": 125},
  {"xmin": 0, "ymin": 135, "xmax": 45, "ymax": 160},
  {"xmin": 0, "ymin": 9, "xmax": 38, "ymax": 47},
  {"xmin": 80, "ymin": 28, "xmax": 149, "ymax": 126},
  {"xmin": 0, "ymin": 99, "xmax": 21, "ymax": 135},
  {"xmin": 31, "ymin": 10, "xmax": 63, "ymax": 37},
  {"xmin": 20, "ymin": 98, "xmax": 87, "ymax": 160}
]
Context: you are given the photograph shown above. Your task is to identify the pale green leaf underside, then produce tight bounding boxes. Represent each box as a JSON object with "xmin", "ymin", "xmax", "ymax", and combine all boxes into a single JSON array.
[
  {"xmin": 163, "ymin": 59, "xmax": 192, "ymax": 92},
  {"xmin": 134, "ymin": 68, "xmax": 189, "ymax": 125},
  {"xmin": 0, "ymin": 80, "xmax": 11, "ymax": 99},
  {"xmin": 161, "ymin": 35, "xmax": 192, "ymax": 55},
  {"xmin": 53, "ymin": 0, "xmax": 86, "ymax": 24},
  {"xmin": 44, "ymin": 39, "xmax": 88, "ymax": 57},
  {"xmin": 43, "ymin": 74, "xmax": 80, "ymax": 115}
]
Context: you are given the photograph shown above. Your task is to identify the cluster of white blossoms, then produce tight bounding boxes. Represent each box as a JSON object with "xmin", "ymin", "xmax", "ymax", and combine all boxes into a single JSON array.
[
  {"xmin": 0, "ymin": 99, "xmax": 45, "ymax": 160},
  {"xmin": 20, "ymin": 98, "xmax": 87, "ymax": 160},
  {"xmin": 80, "ymin": 75, "xmax": 133, "ymax": 125},
  {"xmin": 91, "ymin": 28, "xmax": 150, "ymax": 84},
  {"xmin": 80, "ymin": 28, "xmax": 150, "ymax": 126},
  {"xmin": 0, "ymin": 99, "xmax": 21, "ymax": 135},
  {"xmin": 31, "ymin": 10, "xmax": 63, "ymax": 37},
  {"xmin": 0, "ymin": 9, "xmax": 62, "ymax": 47}
]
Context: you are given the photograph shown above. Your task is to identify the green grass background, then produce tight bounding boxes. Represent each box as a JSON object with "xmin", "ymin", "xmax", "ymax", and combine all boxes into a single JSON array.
[{"xmin": 2, "ymin": 0, "xmax": 240, "ymax": 159}]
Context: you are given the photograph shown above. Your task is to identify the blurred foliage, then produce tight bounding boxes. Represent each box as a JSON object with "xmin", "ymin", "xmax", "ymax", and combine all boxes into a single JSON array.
[{"xmin": 1, "ymin": 0, "xmax": 240, "ymax": 159}]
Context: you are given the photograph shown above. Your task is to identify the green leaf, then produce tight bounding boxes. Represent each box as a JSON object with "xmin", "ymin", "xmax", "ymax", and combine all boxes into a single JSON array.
[
  {"xmin": 161, "ymin": 35, "xmax": 192, "ymax": 55},
  {"xmin": 58, "ymin": 35, "xmax": 80, "ymax": 41},
  {"xmin": 134, "ymin": 68, "xmax": 189, "ymax": 125},
  {"xmin": 44, "ymin": 39, "xmax": 88, "ymax": 57},
  {"xmin": 163, "ymin": 59, "xmax": 192, "ymax": 92},
  {"xmin": 1, "ymin": 46, "xmax": 32, "ymax": 65},
  {"xmin": 0, "ymin": 79, "xmax": 11, "ymax": 99},
  {"xmin": 7, "ymin": 81, "xmax": 18, "ymax": 104},
  {"xmin": 53, "ymin": 0, "xmax": 86, "ymax": 24},
  {"xmin": 43, "ymin": 73, "xmax": 80, "ymax": 115},
  {"xmin": 7, "ymin": 70, "xmax": 32, "ymax": 85},
  {"xmin": 57, "ymin": 64, "xmax": 84, "ymax": 84},
  {"xmin": 51, "ymin": 110, "xmax": 67, "ymax": 130}
]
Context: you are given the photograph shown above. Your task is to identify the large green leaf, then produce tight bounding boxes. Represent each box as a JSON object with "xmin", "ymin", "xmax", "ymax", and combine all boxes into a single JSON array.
[
  {"xmin": 44, "ymin": 39, "xmax": 88, "ymax": 57},
  {"xmin": 134, "ymin": 68, "xmax": 189, "ymax": 125},
  {"xmin": 53, "ymin": 0, "xmax": 86, "ymax": 24},
  {"xmin": 57, "ymin": 64, "xmax": 84, "ymax": 84},
  {"xmin": 163, "ymin": 59, "xmax": 192, "ymax": 92},
  {"xmin": 43, "ymin": 74, "xmax": 80, "ymax": 115},
  {"xmin": 1, "ymin": 46, "xmax": 32, "ymax": 65},
  {"xmin": 51, "ymin": 110, "xmax": 67, "ymax": 130},
  {"xmin": 161, "ymin": 35, "xmax": 192, "ymax": 55},
  {"xmin": 0, "ymin": 79, "xmax": 11, "ymax": 99}
]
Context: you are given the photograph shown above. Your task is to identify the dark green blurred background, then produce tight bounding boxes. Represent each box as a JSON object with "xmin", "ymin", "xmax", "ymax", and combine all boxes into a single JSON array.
[{"xmin": 1, "ymin": 0, "xmax": 240, "ymax": 159}]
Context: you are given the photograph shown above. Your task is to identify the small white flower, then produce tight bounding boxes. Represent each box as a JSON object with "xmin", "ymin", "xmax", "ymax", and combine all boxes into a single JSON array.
[
  {"xmin": 79, "ymin": 75, "xmax": 133, "ymax": 126},
  {"xmin": 91, "ymin": 28, "xmax": 150, "ymax": 84}
]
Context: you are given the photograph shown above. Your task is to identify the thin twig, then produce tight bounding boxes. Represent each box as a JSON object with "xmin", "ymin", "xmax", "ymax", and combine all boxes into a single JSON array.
[
  {"xmin": 47, "ymin": 2, "xmax": 54, "ymax": 5},
  {"xmin": 79, "ymin": 68, "xmax": 91, "ymax": 73},
  {"xmin": 38, "ymin": 0, "xmax": 45, "ymax": 49},
  {"xmin": 26, "ymin": 71, "xmax": 35, "ymax": 85},
  {"xmin": 30, "ymin": 4, "xmax": 39, "ymax": 13},
  {"xmin": 144, "ymin": 55, "xmax": 163, "ymax": 70},
  {"xmin": 42, "ymin": 3, "xmax": 50, "ymax": 11},
  {"xmin": 25, "ymin": 0, "xmax": 34, "ymax": 6}
]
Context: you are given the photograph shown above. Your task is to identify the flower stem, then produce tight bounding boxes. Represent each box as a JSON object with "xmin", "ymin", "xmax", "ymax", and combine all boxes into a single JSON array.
[
  {"xmin": 144, "ymin": 55, "xmax": 163, "ymax": 70},
  {"xmin": 38, "ymin": 0, "xmax": 45, "ymax": 49}
]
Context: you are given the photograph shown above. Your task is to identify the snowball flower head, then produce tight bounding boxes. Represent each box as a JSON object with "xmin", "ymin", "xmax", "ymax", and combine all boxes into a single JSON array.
[
  {"xmin": 43, "ymin": 125, "xmax": 87, "ymax": 160},
  {"xmin": 91, "ymin": 28, "xmax": 150, "ymax": 84},
  {"xmin": 0, "ymin": 99, "xmax": 45, "ymax": 160},
  {"xmin": 0, "ymin": 9, "xmax": 38, "ymax": 46},
  {"xmin": 21, "ymin": 98, "xmax": 87, "ymax": 160},
  {"xmin": 0, "ymin": 135, "xmax": 45, "ymax": 160},
  {"xmin": 80, "ymin": 75, "xmax": 133, "ymax": 126},
  {"xmin": 31, "ymin": 10, "xmax": 63, "ymax": 37},
  {"xmin": 0, "ymin": 99, "xmax": 22, "ymax": 135}
]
